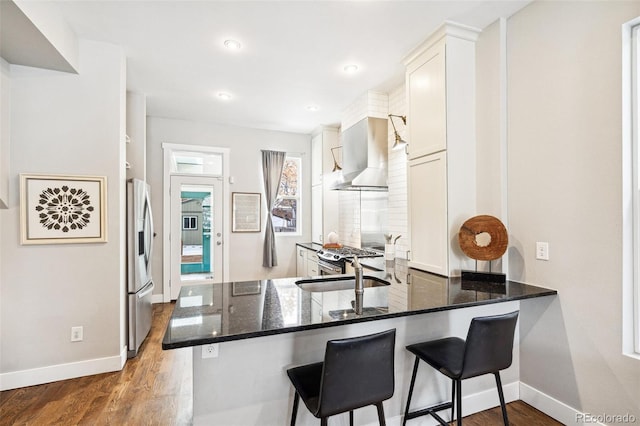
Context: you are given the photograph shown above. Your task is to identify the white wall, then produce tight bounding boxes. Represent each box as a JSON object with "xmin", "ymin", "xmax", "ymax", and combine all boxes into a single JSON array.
[
  {"xmin": 146, "ymin": 117, "xmax": 311, "ymax": 289},
  {"xmin": 0, "ymin": 39, "xmax": 126, "ymax": 390},
  {"xmin": 506, "ymin": 1, "xmax": 640, "ymax": 420},
  {"xmin": 475, "ymin": 18, "xmax": 507, "ymax": 275},
  {"xmin": 0, "ymin": 58, "xmax": 10, "ymax": 208}
]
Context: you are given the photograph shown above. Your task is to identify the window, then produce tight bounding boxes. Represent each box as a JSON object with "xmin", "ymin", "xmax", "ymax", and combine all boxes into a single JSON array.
[
  {"xmin": 272, "ymin": 156, "xmax": 300, "ymax": 233},
  {"xmin": 623, "ymin": 17, "xmax": 640, "ymax": 357},
  {"xmin": 182, "ymin": 215, "xmax": 198, "ymax": 230}
]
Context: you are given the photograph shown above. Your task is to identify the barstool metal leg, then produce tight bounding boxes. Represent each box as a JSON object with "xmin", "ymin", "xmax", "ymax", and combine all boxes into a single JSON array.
[
  {"xmin": 402, "ymin": 356, "xmax": 420, "ymax": 426},
  {"xmin": 291, "ymin": 392, "xmax": 300, "ymax": 426},
  {"xmin": 349, "ymin": 410, "xmax": 354, "ymax": 426},
  {"xmin": 320, "ymin": 418, "xmax": 328, "ymax": 426},
  {"xmin": 376, "ymin": 402, "xmax": 386, "ymax": 426},
  {"xmin": 494, "ymin": 372, "xmax": 509, "ymax": 425},
  {"xmin": 450, "ymin": 379, "xmax": 456, "ymax": 423},
  {"xmin": 456, "ymin": 379, "xmax": 462, "ymax": 426}
]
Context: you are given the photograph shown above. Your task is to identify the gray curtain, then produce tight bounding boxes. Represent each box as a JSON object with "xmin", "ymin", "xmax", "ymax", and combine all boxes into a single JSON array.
[{"xmin": 261, "ymin": 150, "xmax": 286, "ymax": 267}]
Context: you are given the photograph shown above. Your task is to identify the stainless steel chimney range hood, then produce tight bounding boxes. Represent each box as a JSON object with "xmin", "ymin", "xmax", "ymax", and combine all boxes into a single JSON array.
[{"xmin": 332, "ymin": 117, "xmax": 388, "ymax": 191}]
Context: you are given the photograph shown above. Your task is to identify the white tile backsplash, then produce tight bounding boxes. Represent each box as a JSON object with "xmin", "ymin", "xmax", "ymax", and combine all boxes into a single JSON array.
[
  {"xmin": 341, "ymin": 91, "xmax": 389, "ymax": 130},
  {"xmin": 337, "ymin": 86, "xmax": 408, "ymax": 258},
  {"xmin": 387, "ymin": 84, "xmax": 408, "ymax": 259}
]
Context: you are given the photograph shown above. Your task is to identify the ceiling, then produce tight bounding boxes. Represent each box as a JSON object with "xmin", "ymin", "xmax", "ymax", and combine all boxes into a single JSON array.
[{"xmin": 47, "ymin": 1, "xmax": 531, "ymax": 135}]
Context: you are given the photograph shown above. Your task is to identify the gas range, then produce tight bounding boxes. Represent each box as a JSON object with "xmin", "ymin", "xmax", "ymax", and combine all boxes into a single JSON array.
[{"xmin": 316, "ymin": 246, "xmax": 383, "ymax": 263}]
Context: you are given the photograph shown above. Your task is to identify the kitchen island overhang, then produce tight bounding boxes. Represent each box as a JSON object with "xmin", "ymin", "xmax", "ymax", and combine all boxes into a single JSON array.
[
  {"xmin": 161, "ymin": 263, "xmax": 557, "ymax": 425},
  {"xmin": 162, "ymin": 266, "xmax": 557, "ymax": 350}
]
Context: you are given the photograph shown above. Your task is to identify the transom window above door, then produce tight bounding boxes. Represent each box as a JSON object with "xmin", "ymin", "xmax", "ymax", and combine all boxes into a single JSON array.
[{"xmin": 170, "ymin": 151, "xmax": 223, "ymax": 175}]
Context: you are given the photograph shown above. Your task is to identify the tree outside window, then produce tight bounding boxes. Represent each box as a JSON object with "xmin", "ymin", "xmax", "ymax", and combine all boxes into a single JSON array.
[{"xmin": 272, "ymin": 157, "xmax": 300, "ymax": 233}]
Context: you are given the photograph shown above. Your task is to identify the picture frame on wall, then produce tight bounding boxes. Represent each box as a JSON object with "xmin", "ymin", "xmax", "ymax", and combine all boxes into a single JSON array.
[
  {"xmin": 20, "ymin": 174, "xmax": 108, "ymax": 245},
  {"xmin": 232, "ymin": 192, "xmax": 261, "ymax": 233}
]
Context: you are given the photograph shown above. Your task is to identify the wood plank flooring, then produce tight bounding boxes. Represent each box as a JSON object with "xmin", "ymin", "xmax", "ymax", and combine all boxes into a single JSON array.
[
  {"xmin": 0, "ymin": 303, "xmax": 562, "ymax": 426},
  {"xmin": 0, "ymin": 303, "xmax": 192, "ymax": 426}
]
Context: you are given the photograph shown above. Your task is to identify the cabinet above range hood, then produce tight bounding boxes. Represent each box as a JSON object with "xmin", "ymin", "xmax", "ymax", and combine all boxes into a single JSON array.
[{"xmin": 332, "ymin": 117, "xmax": 388, "ymax": 191}]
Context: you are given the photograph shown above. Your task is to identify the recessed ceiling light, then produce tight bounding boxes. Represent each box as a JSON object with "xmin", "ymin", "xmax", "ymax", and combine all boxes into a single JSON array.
[
  {"xmin": 217, "ymin": 92, "xmax": 232, "ymax": 101},
  {"xmin": 343, "ymin": 64, "xmax": 359, "ymax": 73},
  {"xmin": 224, "ymin": 39, "xmax": 242, "ymax": 50},
  {"xmin": 306, "ymin": 105, "xmax": 319, "ymax": 112}
]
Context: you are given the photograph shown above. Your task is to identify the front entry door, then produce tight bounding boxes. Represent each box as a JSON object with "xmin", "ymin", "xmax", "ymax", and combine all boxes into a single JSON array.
[{"xmin": 170, "ymin": 175, "xmax": 223, "ymax": 300}]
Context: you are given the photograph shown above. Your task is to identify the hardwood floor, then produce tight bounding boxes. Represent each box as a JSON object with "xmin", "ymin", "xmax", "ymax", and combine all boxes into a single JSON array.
[
  {"xmin": 0, "ymin": 304, "xmax": 192, "ymax": 426},
  {"xmin": 0, "ymin": 303, "xmax": 562, "ymax": 426}
]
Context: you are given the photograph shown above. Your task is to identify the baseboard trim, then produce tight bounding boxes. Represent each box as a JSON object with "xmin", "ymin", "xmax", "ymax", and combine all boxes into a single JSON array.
[
  {"xmin": 364, "ymin": 381, "xmax": 519, "ymax": 426},
  {"xmin": 0, "ymin": 352, "xmax": 125, "ymax": 391},
  {"xmin": 520, "ymin": 382, "xmax": 600, "ymax": 425},
  {"xmin": 120, "ymin": 344, "xmax": 128, "ymax": 369},
  {"xmin": 152, "ymin": 294, "xmax": 165, "ymax": 304}
]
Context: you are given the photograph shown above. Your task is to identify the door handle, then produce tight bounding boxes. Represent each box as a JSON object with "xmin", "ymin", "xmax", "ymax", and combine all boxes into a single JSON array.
[{"xmin": 138, "ymin": 281, "xmax": 155, "ymax": 299}]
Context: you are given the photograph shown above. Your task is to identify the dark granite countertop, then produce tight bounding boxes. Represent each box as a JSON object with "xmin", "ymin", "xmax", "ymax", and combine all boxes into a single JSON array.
[
  {"xmin": 296, "ymin": 242, "xmax": 323, "ymax": 251},
  {"xmin": 162, "ymin": 259, "xmax": 557, "ymax": 349}
]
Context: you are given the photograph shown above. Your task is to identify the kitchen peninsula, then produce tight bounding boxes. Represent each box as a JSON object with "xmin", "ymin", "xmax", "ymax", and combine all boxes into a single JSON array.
[{"xmin": 163, "ymin": 260, "xmax": 556, "ymax": 425}]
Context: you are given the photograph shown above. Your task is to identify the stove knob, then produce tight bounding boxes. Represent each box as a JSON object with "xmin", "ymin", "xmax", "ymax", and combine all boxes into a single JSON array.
[{"xmin": 333, "ymin": 254, "xmax": 339, "ymax": 260}]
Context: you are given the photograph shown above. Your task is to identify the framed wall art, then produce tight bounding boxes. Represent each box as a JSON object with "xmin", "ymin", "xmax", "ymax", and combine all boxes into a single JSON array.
[
  {"xmin": 232, "ymin": 192, "xmax": 261, "ymax": 233},
  {"xmin": 20, "ymin": 174, "xmax": 107, "ymax": 245}
]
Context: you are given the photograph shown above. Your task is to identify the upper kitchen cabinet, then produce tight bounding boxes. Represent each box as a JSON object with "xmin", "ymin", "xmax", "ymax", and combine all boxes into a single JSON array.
[
  {"xmin": 126, "ymin": 92, "xmax": 146, "ymax": 181},
  {"xmin": 404, "ymin": 23, "xmax": 479, "ymax": 160},
  {"xmin": 310, "ymin": 126, "xmax": 339, "ymax": 244},
  {"xmin": 405, "ymin": 22, "xmax": 479, "ymax": 276}
]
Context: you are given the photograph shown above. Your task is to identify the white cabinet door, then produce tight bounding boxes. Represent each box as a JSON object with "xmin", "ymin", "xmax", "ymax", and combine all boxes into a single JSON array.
[
  {"xmin": 406, "ymin": 41, "xmax": 446, "ymax": 160},
  {"xmin": 306, "ymin": 251, "xmax": 319, "ymax": 277},
  {"xmin": 311, "ymin": 185, "xmax": 323, "ymax": 244},
  {"xmin": 296, "ymin": 247, "xmax": 307, "ymax": 276},
  {"xmin": 408, "ymin": 152, "xmax": 448, "ymax": 275}
]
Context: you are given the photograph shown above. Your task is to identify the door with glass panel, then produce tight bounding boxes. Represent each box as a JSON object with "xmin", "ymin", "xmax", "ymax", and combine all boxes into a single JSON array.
[{"xmin": 170, "ymin": 175, "xmax": 223, "ymax": 300}]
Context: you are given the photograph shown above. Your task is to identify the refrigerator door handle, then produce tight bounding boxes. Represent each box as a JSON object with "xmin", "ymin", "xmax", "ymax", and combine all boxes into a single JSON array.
[
  {"xmin": 137, "ymin": 281, "xmax": 155, "ymax": 299},
  {"xmin": 144, "ymin": 191, "xmax": 154, "ymax": 271}
]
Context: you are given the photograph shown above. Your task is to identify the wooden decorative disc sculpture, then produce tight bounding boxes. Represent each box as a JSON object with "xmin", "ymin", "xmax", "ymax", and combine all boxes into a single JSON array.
[{"xmin": 458, "ymin": 215, "xmax": 508, "ymax": 261}]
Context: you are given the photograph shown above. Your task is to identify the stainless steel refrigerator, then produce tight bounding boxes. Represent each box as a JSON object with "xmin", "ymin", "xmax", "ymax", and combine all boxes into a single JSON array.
[{"xmin": 127, "ymin": 178, "xmax": 154, "ymax": 358}]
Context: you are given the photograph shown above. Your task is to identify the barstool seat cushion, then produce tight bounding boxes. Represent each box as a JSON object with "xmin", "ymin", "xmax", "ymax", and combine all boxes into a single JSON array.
[{"xmin": 406, "ymin": 337, "xmax": 465, "ymax": 379}]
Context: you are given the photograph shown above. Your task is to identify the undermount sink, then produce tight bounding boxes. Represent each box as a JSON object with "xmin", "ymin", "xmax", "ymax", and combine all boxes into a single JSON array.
[{"xmin": 295, "ymin": 276, "xmax": 390, "ymax": 292}]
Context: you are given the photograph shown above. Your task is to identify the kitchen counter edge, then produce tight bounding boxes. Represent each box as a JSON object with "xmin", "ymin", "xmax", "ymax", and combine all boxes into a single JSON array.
[{"xmin": 162, "ymin": 274, "xmax": 557, "ymax": 350}]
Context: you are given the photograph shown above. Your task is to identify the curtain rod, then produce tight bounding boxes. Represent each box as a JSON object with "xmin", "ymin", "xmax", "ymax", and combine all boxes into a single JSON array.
[{"xmin": 260, "ymin": 150, "xmax": 305, "ymax": 156}]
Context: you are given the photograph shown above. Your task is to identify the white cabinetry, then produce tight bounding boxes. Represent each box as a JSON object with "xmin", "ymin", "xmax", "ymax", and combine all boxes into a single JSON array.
[
  {"xmin": 296, "ymin": 245, "xmax": 319, "ymax": 277},
  {"xmin": 306, "ymin": 251, "xmax": 319, "ymax": 277},
  {"xmin": 296, "ymin": 246, "xmax": 307, "ymax": 276},
  {"xmin": 408, "ymin": 152, "xmax": 448, "ymax": 275},
  {"xmin": 310, "ymin": 126, "xmax": 339, "ymax": 244},
  {"xmin": 406, "ymin": 42, "xmax": 446, "ymax": 159},
  {"xmin": 404, "ymin": 23, "xmax": 479, "ymax": 276}
]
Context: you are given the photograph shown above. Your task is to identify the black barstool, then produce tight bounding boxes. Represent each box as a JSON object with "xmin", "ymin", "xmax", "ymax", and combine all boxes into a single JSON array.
[
  {"xmin": 287, "ymin": 329, "xmax": 396, "ymax": 426},
  {"xmin": 403, "ymin": 311, "xmax": 519, "ymax": 426}
]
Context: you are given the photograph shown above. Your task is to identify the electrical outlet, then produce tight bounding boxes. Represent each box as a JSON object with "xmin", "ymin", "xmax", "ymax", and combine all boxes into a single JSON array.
[
  {"xmin": 201, "ymin": 343, "xmax": 219, "ymax": 359},
  {"xmin": 536, "ymin": 242, "xmax": 549, "ymax": 261},
  {"xmin": 71, "ymin": 326, "xmax": 83, "ymax": 342}
]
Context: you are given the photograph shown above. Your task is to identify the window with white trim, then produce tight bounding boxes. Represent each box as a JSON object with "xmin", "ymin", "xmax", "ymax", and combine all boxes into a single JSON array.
[
  {"xmin": 272, "ymin": 156, "xmax": 300, "ymax": 234},
  {"xmin": 182, "ymin": 215, "xmax": 198, "ymax": 230}
]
